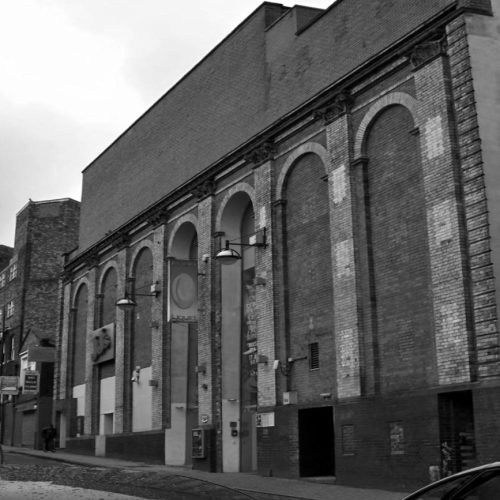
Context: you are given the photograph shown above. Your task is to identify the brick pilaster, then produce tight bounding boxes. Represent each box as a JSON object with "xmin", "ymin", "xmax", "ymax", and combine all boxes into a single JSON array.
[
  {"xmin": 113, "ymin": 249, "xmax": 128, "ymax": 433},
  {"xmin": 414, "ymin": 53, "xmax": 472, "ymax": 384},
  {"xmin": 326, "ymin": 114, "xmax": 361, "ymax": 399},
  {"xmin": 151, "ymin": 225, "xmax": 166, "ymax": 429},
  {"xmin": 254, "ymin": 160, "xmax": 276, "ymax": 408},
  {"xmin": 197, "ymin": 196, "xmax": 215, "ymax": 424},
  {"xmin": 84, "ymin": 268, "xmax": 96, "ymax": 435},
  {"xmin": 446, "ymin": 15, "xmax": 500, "ymax": 379}
]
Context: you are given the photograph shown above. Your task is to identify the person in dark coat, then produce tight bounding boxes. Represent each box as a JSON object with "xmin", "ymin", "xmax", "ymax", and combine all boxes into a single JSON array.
[{"xmin": 42, "ymin": 424, "xmax": 56, "ymax": 452}]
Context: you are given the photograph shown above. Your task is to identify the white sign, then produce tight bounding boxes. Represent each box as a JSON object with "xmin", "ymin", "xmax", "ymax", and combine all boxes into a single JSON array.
[
  {"xmin": 256, "ymin": 412, "xmax": 275, "ymax": 428},
  {"xmin": 0, "ymin": 376, "xmax": 19, "ymax": 395}
]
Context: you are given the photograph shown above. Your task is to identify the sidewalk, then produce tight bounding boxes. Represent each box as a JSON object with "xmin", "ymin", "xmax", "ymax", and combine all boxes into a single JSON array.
[{"xmin": 2, "ymin": 445, "xmax": 407, "ymax": 500}]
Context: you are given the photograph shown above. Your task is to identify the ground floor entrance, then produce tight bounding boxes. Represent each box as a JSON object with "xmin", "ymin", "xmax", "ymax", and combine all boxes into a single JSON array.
[{"xmin": 298, "ymin": 406, "xmax": 335, "ymax": 477}]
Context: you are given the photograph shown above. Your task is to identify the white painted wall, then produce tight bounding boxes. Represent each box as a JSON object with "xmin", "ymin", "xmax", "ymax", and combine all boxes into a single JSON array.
[
  {"xmin": 72, "ymin": 384, "xmax": 86, "ymax": 419},
  {"xmin": 165, "ymin": 324, "xmax": 189, "ymax": 465},
  {"xmin": 99, "ymin": 376, "xmax": 115, "ymax": 435},
  {"xmin": 132, "ymin": 365, "xmax": 153, "ymax": 431}
]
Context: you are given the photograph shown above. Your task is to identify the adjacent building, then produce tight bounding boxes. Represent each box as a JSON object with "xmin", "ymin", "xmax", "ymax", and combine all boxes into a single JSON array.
[
  {"xmin": 56, "ymin": 0, "xmax": 500, "ymax": 490},
  {"xmin": 0, "ymin": 199, "xmax": 80, "ymax": 449}
]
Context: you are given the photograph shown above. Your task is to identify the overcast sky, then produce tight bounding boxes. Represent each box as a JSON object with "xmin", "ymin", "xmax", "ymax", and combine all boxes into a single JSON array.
[{"xmin": 0, "ymin": 0, "xmax": 334, "ymax": 247}]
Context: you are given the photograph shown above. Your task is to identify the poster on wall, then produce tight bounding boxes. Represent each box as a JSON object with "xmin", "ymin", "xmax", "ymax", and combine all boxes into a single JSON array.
[
  {"xmin": 23, "ymin": 371, "xmax": 40, "ymax": 394},
  {"xmin": 0, "ymin": 376, "xmax": 19, "ymax": 395},
  {"xmin": 169, "ymin": 259, "xmax": 198, "ymax": 322}
]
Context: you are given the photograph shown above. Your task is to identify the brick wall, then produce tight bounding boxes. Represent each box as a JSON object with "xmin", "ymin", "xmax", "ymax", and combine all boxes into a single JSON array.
[
  {"xmin": 78, "ymin": 1, "xmax": 458, "ymax": 253},
  {"xmin": 447, "ymin": 15, "xmax": 500, "ymax": 379},
  {"xmin": 335, "ymin": 393, "xmax": 440, "ymax": 491},
  {"xmin": 284, "ymin": 153, "xmax": 335, "ymax": 401},
  {"xmin": 364, "ymin": 104, "xmax": 435, "ymax": 392}
]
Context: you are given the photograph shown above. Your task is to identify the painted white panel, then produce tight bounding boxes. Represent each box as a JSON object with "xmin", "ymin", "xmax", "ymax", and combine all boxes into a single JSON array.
[
  {"xmin": 222, "ymin": 399, "xmax": 240, "ymax": 472},
  {"xmin": 132, "ymin": 365, "xmax": 153, "ymax": 432},
  {"xmin": 165, "ymin": 404, "xmax": 187, "ymax": 465},
  {"xmin": 72, "ymin": 383, "xmax": 86, "ymax": 416},
  {"xmin": 99, "ymin": 376, "xmax": 115, "ymax": 435}
]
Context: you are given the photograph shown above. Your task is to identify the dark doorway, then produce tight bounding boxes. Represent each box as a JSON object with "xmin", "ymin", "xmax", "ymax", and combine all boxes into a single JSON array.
[
  {"xmin": 438, "ymin": 391, "xmax": 476, "ymax": 475},
  {"xmin": 298, "ymin": 406, "xmax": 335, "ymax": 477}
]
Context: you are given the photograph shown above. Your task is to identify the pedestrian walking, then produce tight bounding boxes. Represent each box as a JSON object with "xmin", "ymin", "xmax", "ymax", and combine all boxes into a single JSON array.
[{"xmin": 42, "ymin": 424, "xmax": 57, "ymax": 452}]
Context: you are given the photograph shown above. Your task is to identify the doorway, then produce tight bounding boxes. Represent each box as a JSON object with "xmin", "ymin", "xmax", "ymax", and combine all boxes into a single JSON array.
[
  {"xmin": 298, "ymin": 406, "xmax": 335, "ymax": 477},
  {"xmin": 438, "ymin": 391, "xmax": 476, "ymax": 475}
]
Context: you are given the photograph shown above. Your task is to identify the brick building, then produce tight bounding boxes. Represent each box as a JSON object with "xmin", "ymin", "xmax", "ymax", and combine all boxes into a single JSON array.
[
  {"xmin": 56, "ymin": 0, "xmax": 500, "ymax": 490},
  {"xmin": 0, "ymin": 199, "xmax": 80, "ymax": 449}
]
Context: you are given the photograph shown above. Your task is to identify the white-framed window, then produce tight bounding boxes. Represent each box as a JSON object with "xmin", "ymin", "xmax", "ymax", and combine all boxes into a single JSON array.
[
  {"xmin": 6, "ymin": 300, "xmax": 14, "ymax": 318},
  {"xmin": 0, "ymin": 273, "xmax": 5, "ymax": 287},
  {"xmin": 9, "ymin": 263, "xmax": 17, "ymax": 281}
]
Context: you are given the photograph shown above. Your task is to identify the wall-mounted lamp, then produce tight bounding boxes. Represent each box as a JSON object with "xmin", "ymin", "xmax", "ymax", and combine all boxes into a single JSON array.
[
  {"xmin": 131, "ymin": 366, "xmax": 141, "ymax": 383},
  {"xmin": 215, "ymin": 228, "xmax": 267, "ymax": 265},
  {"xmin": 116, "ymin": 282, "xmax": 161, "ymax": 311},
  {"xmin": 273, "ymin": 355, "xmax": 307, "ymax": 376}
]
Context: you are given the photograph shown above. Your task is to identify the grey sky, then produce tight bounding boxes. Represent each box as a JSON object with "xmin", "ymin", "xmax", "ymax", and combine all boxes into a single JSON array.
[{"xmin": 0, "ymin": 0, "xmax": 334, "ymax": 246}]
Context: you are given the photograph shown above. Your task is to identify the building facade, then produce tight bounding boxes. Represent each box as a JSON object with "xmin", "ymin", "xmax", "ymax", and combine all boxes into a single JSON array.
[
  {"xmin": 0, "ymin": 199, "xmax": 80, "ymax": 449},
  {"xmin": 57, "ymin": 0, "xmax": 500, "ymax": 490}
]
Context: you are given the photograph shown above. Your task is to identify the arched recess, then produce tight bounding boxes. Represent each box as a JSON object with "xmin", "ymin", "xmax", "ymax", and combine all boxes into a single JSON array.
[
  {"xmin": 165, "ymin": 219, "xmax": 200, "ymax": 466},
  {"xmin": 96, "ymin": 265, "xmax": 118, "ymax": 435},
  {"xmin": 276, "ymin": 142, "xmax": 328, "ymax": 201},
  {"xmin": 130, "ymin": 245, "xmax": 154, "ymax": 432},
  {"xmin": 216, "ymin": 183, "xmax": 255, "ymax": 233},
  {"xmin": 218, "ymin": 190, "xmax": 258, "ymax": 473},
  {"xmin": 361, "ymin": 103, "xmax": 433, "ymax": 393},
  {"xmin": 282, "ymin": 151, "xmax": 336, "ymax": 477},
  {"xmin": 70, "ymin": 281, "xmax": 88, "ymax": 438},
  {"xmin": 354, "ymin": 92, "xmax": 419, "ymax": 159},
  {"xmin": 167, "ymin": 213, "xmax": 198, "ymax": 256}
]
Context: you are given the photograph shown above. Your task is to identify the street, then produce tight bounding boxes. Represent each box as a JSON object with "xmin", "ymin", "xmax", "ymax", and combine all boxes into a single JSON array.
[{"xmin": 0, "ymin": 451, "xmax": 287, "ymax": 500}]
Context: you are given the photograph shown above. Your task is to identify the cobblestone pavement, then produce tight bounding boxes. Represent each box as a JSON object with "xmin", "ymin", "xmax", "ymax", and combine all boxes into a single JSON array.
[
  {"xmin": 0, "ymin": 463, "xmax": 293, "ymax": 500},
  {"xmin": 0, "ymin": 479, "xmax": 144, "ymax": 499}
]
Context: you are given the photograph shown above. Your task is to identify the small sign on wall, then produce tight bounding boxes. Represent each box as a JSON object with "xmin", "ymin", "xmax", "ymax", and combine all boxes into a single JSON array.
[
  {"xmin": 23, "ymin": 371, "xmax": 40, "ymax": 394},
  {"xmin": 0, "ymin": 376, "xmax": 19, "ymax": 395},
  {"xmin": 256, "ymin": 412, "xmax": 275, "ymax": 428}
]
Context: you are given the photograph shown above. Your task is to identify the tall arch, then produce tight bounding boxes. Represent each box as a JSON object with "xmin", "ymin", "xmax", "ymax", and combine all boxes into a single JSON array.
[
  {"xmin": 72, "ymin": 283, "xmax": 88, "ymax": 387},
  {"xmin": 70, "ymin": 282, "xmax": 88, "ymax": 439},
  {"xmin": 217, "ymin": 190, "xmax": 258, "ymax": 473},
  {"xmin": 363, "ymin": 103, "xmax": 434, "ymax": 392},
  {"xmin": 283, "ymin": 152, "xmax": 335, "ymax": 397},
  {"xmin": 96, "ymin": 265, "xmax": 118, "ymax": 435},
  {"xmin": 354, "ymin": 92, "xmax": 419, "ymax": 159},
  {"xmin": 276, "ymin": 142, "xmax": 329, "ymax": 201},
  {"xmin": 99, "ymin": 266, "xmax": 118, "ymax": 328},
  {"xmin": 216, "ymin": 183, "xmax": 255, "ymax": 233},
  {"xmin": 130, "ymin": 246, "xmax": 154, "ymax": 432},
  {"xmin": 165, "ymin": 220, "xmax": 200, "ymax": 466}
]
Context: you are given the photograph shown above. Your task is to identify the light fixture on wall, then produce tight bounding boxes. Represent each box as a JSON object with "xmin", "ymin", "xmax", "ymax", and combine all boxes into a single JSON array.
[
  {"xmin": 272, "ymin": 355, "xmax": 307, "ymax": 376},
  {"xmin": 215, "ymin": 228, "xmax": 267, "ymax": 265},
  {"xmin": 131, "ymin": 366, "xmax": 141, "ymax": 383},
  {"xmin": 115, "ymin": 282, "xmax": 161, "ymax": 311}
]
